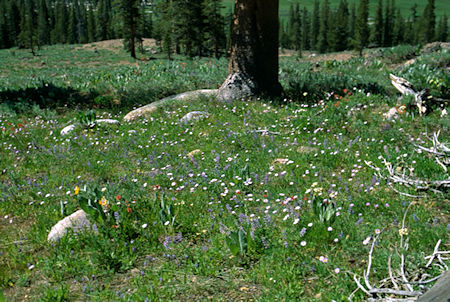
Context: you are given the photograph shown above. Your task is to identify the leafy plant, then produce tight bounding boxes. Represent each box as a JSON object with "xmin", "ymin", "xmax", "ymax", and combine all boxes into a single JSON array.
[
  {"xmin": 225, "ymin": 228, "xmax": 249, "ymax": 256},
  {"xmin": 158, "ymin": 192, "xmax": 177, "ymax": 228},
  {"xmin": 312, "ymin": 196, "xmax": 337, "ymax": 226},
  {"xmin": 76, "ymin": 110, "xmax": 97, "ymax": 129},
  {"xmin": 75, "ymin": 185, "xmax": 107, "ymax": 225},
  {"xmin": 41, "ymin": 285, "xmax": 69, "ymax": 302}
]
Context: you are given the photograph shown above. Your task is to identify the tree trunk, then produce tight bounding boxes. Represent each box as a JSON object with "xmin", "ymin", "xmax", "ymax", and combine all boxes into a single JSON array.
[
  {"xmin": 130, "ymin": 15, "xmax": 136, "ymax": 58},
  {"xmin": 217, "ymin": 0, "xmax": 282, "ymax": 102}
]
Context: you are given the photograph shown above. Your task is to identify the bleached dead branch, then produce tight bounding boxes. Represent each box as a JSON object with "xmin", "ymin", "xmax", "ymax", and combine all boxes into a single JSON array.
[{"xmin": 349, "ymin": 203, "xmax": 448, "ymax": 301}]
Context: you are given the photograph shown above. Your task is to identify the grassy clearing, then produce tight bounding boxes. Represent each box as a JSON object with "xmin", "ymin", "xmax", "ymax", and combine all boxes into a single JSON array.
[
  {"xmin": 221, "ymin": 0, "xmax": 450, "ymax": 19},
  {"xmin": 0, "ymin": 44, "xmax": 449, "ymax": 301}
]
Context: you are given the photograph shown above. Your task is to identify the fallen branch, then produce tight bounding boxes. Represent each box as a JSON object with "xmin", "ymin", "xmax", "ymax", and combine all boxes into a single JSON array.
[
  {"xmin": 368, "ymin": 288, "xmax": 422, "ymax": 297},
  {"xmin": 389, "ymin": 74, "xmax": 448, "ymax": 116}
]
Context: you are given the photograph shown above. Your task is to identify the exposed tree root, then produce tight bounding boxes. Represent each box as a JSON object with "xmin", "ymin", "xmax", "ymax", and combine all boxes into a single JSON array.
[{"xmin": 123, "ymin": 89, "xmax": 218, "ymax": 122}]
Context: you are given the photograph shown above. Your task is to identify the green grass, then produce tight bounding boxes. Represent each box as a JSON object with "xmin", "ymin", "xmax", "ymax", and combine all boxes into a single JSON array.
[
  {"xmin": 0, "ymin": 43, "xmax": 449, "ymax": 301},
  {"xmin": 222, "ymin": 0, "xmax": 450, "ymax": 19}
]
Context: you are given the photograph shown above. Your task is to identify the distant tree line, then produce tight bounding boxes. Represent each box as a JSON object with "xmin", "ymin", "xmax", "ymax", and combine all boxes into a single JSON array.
[
  {"xmin": 0, "ymin": 0, "xmax": 227, "ymax": 57},
  {"xmin": 0, "ymin": 0, "xmax": 447, "ymax": 57},
  {"xmin": 281, "ymin": 0, "xmax": 447, "ymax": 55}
]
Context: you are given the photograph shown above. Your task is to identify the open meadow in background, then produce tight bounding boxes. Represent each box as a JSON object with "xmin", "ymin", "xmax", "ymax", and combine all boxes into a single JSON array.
[
  {"xmin": 0, "ymin": 40, "xmax": 449, "ymax": 300},
  {"xmin": 221, "ymin": 0, "xmax": 450, "ymax": 19}
]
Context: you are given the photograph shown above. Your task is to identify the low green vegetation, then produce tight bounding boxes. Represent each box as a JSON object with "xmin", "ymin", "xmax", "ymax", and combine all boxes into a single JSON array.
[{"xmin": 0, "ymin": 43, "xmax": 448, "ymax": 301}]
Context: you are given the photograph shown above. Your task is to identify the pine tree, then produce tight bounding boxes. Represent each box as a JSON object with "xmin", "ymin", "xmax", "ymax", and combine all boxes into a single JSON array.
[
  {"xmin": 420, "ymin": 0, "xmax": 436, "ymax": 43},
  {"xmin": 97, "ymin": 0, "xmax": 110, "ymax": 40},
  {"xmin": 67, "ymin": 1, "xmax": 78, "ymax": 44},
  {"xmin": 371, "ymin": 0, "xmax": 383, "ymax": 47},
  {"xmin": 383, "ymin": 0, "xmax": 392, "ymax": 46},
  {"xmin": 404, "ymin": 3, "xmax": 418, "ymax": 44},
  {"xmin": 354, "ymin": 0, "xmax": 369, "ymax": 56},
  {"xmin": 9, "ymin": 0, "xmax": 22, "ymax": 46},
  {"xmin": 78, "ymin": 0, "xmax": 88, "ymax": 43},
  {"xmin": 294, "ymin": 3, "xmax": 302, "ymax": 52},
  {"xmin": 349, "ymin": 2, "xmax": 356, "ymax": 41},
  {"xmin": 301, "ymin": 7, "xmax": 311, "ymax": 50},
  {"xmin": 116, "ymin": 0, "xmax": 141, "ymax": 58},
  {"xmin": 52, "ymin": 0, "xmax": 68, "ymax": 43},
  {"xmin": 0, "ymin": 0, "xmax": 11, "ymax": 49},
  {"xmin": 141, "ymin": 1, "xmax": 152, "ymax": 38},
  {"xmin": 171, "ymin": 0, "xmax": 205, "ymax": 57},
  {"xmin": 37, "ymin": 0, "xmax": 50, "ymax": 46},
  {"xmin": 87, "ymin": 1, "xmax": 96, "ymax": 42},
  {"xmin": 203, "ymin": 0, "xmax": 226, "ymax": 58},
  {"xmin": 392, "ymin": 9, "xmax": 404, "ymax": 45},
  {"xmin": 154, "ymin": 0, "xmax": 174, "ymax": 58},
  {"xmin": 317, "ymin": 0, "xmax": 329, "ymax": 53},
  {"xmin": 280, "ymin": 21, "xmax": 290, "ymax": 49},
  {"xmin": 311, "ymin": 0, "xmax": 320, "ymax": 50},
  {"xmin": 435, "ymin": 15, "xmax": 447, "ymax": 42},
  {"xmin": 18, "ymin": 0, "xmax": 38, "ymax": 54},
  {"xmin": 329, "ymin": 0, "xmax": 349, "ymax": 51}
]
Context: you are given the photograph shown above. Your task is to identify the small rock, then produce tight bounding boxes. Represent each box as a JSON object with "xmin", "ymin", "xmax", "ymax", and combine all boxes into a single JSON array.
[
  {"xmin": 95, "ymin": 119, "xmax": 120, "ymax": 125},
  {"xmin": 61, "ymin": 124, "xmax": 76, "ymax": 136},
  {"xmin": 297, "ymin": 146, "xmax": 318, "ymax": 154},
  {"xmin": 272, "ymin": 158, "xmax": 289, "ymax": 165},
  {"xmin": 47, "ymin": 210, "xmax": 92, "ymax": 242},
  {"xmin": 180, "ymin": 111, "xmax": 209, "ymax": 124}
]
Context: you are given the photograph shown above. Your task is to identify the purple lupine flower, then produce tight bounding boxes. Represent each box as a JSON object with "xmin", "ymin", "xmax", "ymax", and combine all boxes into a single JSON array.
[{"xmin": 299, "ymin": 227, "xmax": 307, "ymax": 237}]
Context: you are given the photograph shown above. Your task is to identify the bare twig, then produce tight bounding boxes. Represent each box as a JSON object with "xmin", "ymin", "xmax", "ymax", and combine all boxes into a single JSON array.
[
  {"xmin": 353, "ymin": 274, "xmax": 371, "ymax": 296},
  {"xmin": 389, "ymin": 253, "xmax": 400, "ymax": 290},
  {"xmin": 400, "ymin": 254, "xmax": 414, "ymax": 292},
  {"xmin": 368, "ymin": 288, "xmax": 422, "ymax": 296},
  {"xmin": 406, "ymin": 273, "xmax": 446, "ymax": 284},
  {"xmin": 426, "ymin": 240, "xmax": 442, "ymax": 268},
  {"xmin": 388, "ymin": 185, "xmax": 424, "ymax": 198},
  {"xmin": 364, "ymin": 236, "xmax": 378, "ymax": 290}
]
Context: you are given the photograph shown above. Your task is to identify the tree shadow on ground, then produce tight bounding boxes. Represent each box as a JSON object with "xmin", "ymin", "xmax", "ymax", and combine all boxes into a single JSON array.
[{"xmin": 0, "ymin": 81, "xmax": 99, "ymax": 114}]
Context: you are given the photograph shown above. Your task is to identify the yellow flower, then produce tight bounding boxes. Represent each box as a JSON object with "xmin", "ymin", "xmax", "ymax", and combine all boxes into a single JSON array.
[
  {"xmin": 74, "ymin": 186, "xmax": 80, "ymax": 195},
  {"xmin": 99, "ymin": 197, "xmax": 108, "ymax": 206}
]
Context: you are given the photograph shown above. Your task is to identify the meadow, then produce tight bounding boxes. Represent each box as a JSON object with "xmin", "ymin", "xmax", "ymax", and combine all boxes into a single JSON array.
[
  {"xmin": 222, "ymin": 0, "xmax": 450, "ymax": 19},
  {"xmin": 0, "ymin": 42, "xmax": 449, "ymax": 301}
]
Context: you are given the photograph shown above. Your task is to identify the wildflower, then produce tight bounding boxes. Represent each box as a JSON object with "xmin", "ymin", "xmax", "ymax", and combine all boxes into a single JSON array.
[
  {"xmin": 293, "ymin": 218, "xmax": 300, "ymax": 225},
  {"xmin": 74, "ymin": 186, "xmax": 80, "ymax": 195},
  {"xmin": 334, "ymin": 268, "xmax": 340, "ymax": 274},
  {"xmin": 116, "ymin": 195, "xmax": 121, "ymax": 200},
  {"xmin": 101, "ymin": 187, "xmax": 107, "ymax": 192},
  {"xmin": 374, "ymin": 229, "xmax": 381, "ymax": 234},
  {"xmin": 327, "ymin": 227, "xmax": 333, "ymax": 232},
  {"xmin": 363, "ymin": 236, "xmax": 371, "ymax": 245},
  {"xmin": 300, "ymin": 241, "xmax": 307, "ymax": 246},
  {"xmin": 99, "ymin": 197, "xmax": 108, "ymax": 206},
  {"xmin": 127, "ymin": 207, "xmax": 132, "ymax": 214},
  {"xmin": 399, "ymin": 228, "xmax": 408, "ymax": 236}
]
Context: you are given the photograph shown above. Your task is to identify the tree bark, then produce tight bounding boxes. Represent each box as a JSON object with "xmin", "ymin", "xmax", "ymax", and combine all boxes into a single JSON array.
[{"xmin": 217, "ymin": 0, "xmax": 282, "ymax": 102}]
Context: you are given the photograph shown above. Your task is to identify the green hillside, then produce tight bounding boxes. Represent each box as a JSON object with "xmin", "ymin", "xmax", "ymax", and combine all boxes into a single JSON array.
[{"xmin": 222, "ymin": 0, "xmax": 450, "ymax": 19}]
